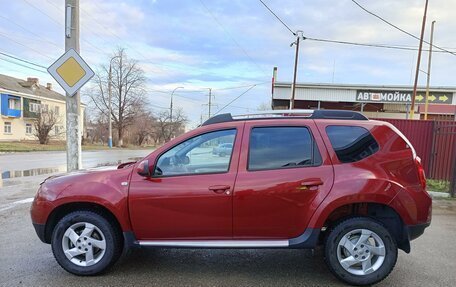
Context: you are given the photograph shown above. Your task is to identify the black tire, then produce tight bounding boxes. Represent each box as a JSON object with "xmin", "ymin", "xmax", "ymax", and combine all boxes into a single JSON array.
[
  {"xmin": 219, "ymin": 152, "xmax": 226, "ymax": 157},
  {"xmin": 324, "ymin": 217, "xmax": 398, "ymax": 286},
  {"xmin": 51, "ymin": 210, "xmax": 123, "ymax": 276}
]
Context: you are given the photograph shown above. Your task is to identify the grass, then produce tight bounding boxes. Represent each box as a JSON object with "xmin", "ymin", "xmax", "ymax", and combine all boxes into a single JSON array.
[
  {"xmin": 427, "ymin": 179, "xmax": 451, "ymax": 193},
  {"xmin": 0, "ymin": 141, "xmax": 153, "ymax": 152}
]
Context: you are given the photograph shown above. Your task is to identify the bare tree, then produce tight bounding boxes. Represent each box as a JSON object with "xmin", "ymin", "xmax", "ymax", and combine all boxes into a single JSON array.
[
  {"xmin": 33, "ymin": 110, "xmax": 60, "ymax": 144},
  {"xmin": 89, "ymin": 48, "xmax": 146, "ymax": 147},
  {"xmin": 153, "ymin": 109, "xmax": 187, "ymax": 144},
  {"xmin": 257, "ymin": 102, "xmax": 272, "ymax": 111},
  {"xmin": 130, "ymin": 110, "xmax": 156, "ymax": 146}
]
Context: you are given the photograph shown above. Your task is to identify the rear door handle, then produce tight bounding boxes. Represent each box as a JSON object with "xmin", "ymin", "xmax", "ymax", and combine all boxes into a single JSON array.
[
  {"xmin": 209, "ymin": 185, "xmax": 231, "ymax": 194},
  {"xmin": 300, "ymin": 179, "xmax": 324, "ymax": 187}
]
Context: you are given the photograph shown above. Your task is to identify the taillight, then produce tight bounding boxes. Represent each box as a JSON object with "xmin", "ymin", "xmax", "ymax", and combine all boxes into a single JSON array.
[{"xmin": 415, "ymin": 156, "xmax": 426, "ymax": 190}]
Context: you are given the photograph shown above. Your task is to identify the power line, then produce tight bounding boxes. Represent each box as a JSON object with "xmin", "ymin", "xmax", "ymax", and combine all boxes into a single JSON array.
[
  {"xmin": 0, "ymin": 32, "xmax": 53, "ymax": 60},
  {"xmin": 199, "ymin": 0, "xmax": 269, "ymax": 76},
  {"xmin": 0, "ymin": 56, "xmax": 48, "ymax": 74},
  {"xmin": 213, "ymin": 84, "xmax": 258, "ymax": 115},
  {"xmin": 213, "ymin": 81, "xmax": 269, "ymax": 90},
  {"xmin": 0, "ymin": 51, "xmax": 48, "ymax": 69},
  {"xmin": 351, "ymin": 0, "xmax": 456, "ymax": 57},
  {"xmin": 304, "ymin": 37, "xmax": 454, "ymax": 53},
  {"xmin": 20, "ymin": 0, "xmax": 107, "ymax": 55},
  {"xmin": 0, "ymin": 14, "xmax": 61, "ymax": 49},
  {"xmin": 258, "ymin": 0, "xmax": 296, "ymax": 35}
]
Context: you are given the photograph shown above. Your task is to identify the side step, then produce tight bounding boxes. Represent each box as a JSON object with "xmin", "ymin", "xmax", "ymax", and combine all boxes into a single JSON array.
[
  {"xmin": 137, "ymin": 240, "xmax": 288, "ymax": 248},
  {"xmin": 133, "ymin": 228, "xmax": 321, "ymax": 249}
]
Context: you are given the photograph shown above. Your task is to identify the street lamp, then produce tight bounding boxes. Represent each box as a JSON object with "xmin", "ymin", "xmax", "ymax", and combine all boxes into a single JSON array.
[
  {"xmin": 170, "ymin": 86, "xmax": 184, "ymax": 123},
  {"xmin": 108, "ymin": 55, "xmax": 121, "ymax": 148}
]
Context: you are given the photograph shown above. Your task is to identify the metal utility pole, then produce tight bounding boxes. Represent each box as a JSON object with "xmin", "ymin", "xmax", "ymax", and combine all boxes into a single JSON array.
[
  {"xmin": 424, "ymin": 20, "xmax": 435, "ymax": 120},
  {"xmin": 107, "ymin": 55, "xmax": 120, "ymax": 148},
  {"xmin": 208, "ymin": 88, "xmax": 212, "ymax": 118},
  {"xmin": 170, "ymin": 86, "xmax": 184, "ymax": 122},
  {"xmin": 410, "ymin": 0, "xmax": 429, "ymax": 120},
  {"xmin": 108, "ymin": 64, "xmax": 113, "ymax": 148},
  {"xmin": 290, "ymin": 31, "xmax": 304, "ymax": 110},
  {"xmin": 65, "ymin": 0, "xmax": 81, "ymax": 171}
]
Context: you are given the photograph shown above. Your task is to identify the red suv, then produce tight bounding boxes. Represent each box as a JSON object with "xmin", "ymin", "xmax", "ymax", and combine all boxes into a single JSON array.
[{"xmin": 31, "ymin": 110, "xmax": 431, "ymax": 286}]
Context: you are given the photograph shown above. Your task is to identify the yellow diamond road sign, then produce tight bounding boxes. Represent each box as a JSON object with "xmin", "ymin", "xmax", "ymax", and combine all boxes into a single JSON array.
[{"xmin": 48, "ymin": 49, "xmax": 94, "ymax": 96}]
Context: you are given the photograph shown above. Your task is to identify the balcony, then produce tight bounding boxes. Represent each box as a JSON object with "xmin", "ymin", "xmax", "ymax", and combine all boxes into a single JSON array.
[{"xmin": 1, "ymin": 94, "xmax": 21, "ymax": 118}]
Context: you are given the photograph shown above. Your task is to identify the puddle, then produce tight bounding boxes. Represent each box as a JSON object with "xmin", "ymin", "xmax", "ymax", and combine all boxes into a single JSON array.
[
  {"xmin": 0, "ymin": 158, "xmax": 141, "ymax": 181},
  {"xmin": 1, "ymin": 167, "xmax": 65, "ymax": 180}
]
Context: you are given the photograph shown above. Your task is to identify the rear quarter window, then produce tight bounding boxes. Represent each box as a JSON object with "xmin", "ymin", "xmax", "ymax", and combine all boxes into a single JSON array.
[{"xmin": 326, "ymin": 125, "xmax": 379, "ymax": 163}]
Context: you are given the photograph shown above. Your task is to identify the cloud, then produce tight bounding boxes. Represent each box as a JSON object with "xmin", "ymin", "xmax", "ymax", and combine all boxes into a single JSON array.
[{"xmin": 1, "ymin": 0, "xmax": 456, "ymax": 127}]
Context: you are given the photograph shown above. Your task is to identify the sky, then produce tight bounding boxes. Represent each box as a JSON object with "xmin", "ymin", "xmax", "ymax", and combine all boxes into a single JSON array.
[{"xmin": 1, "ymin": 0, "xmax": 456, "ymax": 128}]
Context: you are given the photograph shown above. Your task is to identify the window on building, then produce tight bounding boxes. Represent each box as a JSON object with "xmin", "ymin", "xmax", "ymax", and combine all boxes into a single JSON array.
[
  {"xmin": 55, "ymin": 125, "xmax": 60, "ymax": 135},
  {"xmin": 248, "ymin": 127, "xmax": 322, "ymax": 171},
  {"xmin": 54, "ymin": 106, "xmax": 60, "ymax": 115},
  {"xmin": 29, "ymin": 103, "xmax": 40, "ymax": 113},
  {"xmin": 8, "ymin": 98, "xmax": 20, "ymax": 110},
  {"xmin": 26, "ymin": 123, "xmax": 32, "ymax": 134},
  {"xmin": 4, "ymin": 122, "xmax": 12, "ymax": 134},
  {"xmin": 326, "ymin": 126, "xmax": 379, "ymax": 163},
  {"xmin": 41, "ymin": 104, "xmax": 49, "ymax": 112}
]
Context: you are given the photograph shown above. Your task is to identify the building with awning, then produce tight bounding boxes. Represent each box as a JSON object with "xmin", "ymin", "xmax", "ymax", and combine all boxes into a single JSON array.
[{"xmin": 272, "ymin": 81, "xmax": 456, "ymax": 120}]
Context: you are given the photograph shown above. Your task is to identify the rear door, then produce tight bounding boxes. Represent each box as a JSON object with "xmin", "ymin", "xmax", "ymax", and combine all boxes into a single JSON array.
[{"xmin": 233, "ymin": 119, "xmax": 334, "ymax": 239}]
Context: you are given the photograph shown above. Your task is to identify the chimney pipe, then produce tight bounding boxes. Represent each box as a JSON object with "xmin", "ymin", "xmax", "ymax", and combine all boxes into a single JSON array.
[
  {"xmin": 46, "ymin": 83, "xmax": 52, "ymax": 90},
  {"xmin": 27, "ymin": 77, "xmax": 39, "ymax": 85}
]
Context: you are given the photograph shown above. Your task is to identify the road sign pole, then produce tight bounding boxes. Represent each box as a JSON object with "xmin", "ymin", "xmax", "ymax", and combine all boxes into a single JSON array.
[{"xmin": 65, "ymin": 0, "xmax": 82, "ymax": 171}]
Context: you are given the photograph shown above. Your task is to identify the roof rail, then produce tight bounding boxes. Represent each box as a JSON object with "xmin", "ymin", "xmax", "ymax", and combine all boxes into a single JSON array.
[{"xmin": 201, "ymin": 109, "xmax": 368, "ymax": 126}]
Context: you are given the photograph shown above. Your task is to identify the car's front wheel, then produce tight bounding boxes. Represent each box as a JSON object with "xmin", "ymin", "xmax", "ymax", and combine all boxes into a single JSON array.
[
  {"xmin": 51, "ymin": 210, "xmax": 122, "ymax": 275},
  {"xmin": 324, "ymin": 217, "xmax": 398, "ymax": 286}
]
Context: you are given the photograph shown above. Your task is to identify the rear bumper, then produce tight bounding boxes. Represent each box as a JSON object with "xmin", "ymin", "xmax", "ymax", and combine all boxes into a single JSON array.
[
  {"xmin": 32, "ymin": 222, "xmax": 48, "ymax": 243},
  {"xmin": 406, "ymin": 222, "xmax": 431, "ymax": 241}
]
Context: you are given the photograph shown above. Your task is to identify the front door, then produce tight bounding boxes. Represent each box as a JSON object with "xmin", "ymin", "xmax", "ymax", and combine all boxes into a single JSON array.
[
  {"xmin": 129, "ymin": 125, "xmax": 242, "ymax": 240},
  {"xmin": 233, "ymin": 120, "xmax": 334, "ymax": 239}
]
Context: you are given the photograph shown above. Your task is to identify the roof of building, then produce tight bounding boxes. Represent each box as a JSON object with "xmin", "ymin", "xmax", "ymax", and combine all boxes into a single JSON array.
[
  {"xmin": 274, "ymin": 81, "xmax": 456, "ymax": 92},
  {"xmin": 0, "ymin": 74, "xmax": 66, "ymax": 102}
]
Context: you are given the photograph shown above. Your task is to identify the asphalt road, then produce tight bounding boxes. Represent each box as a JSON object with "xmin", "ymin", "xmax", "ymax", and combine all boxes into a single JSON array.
[
  {"xmin": 1, "ymin": 201, "xmax": 456, "ymax": 287},
  {"xmin": 1, "ymin": 150, "xmax": 456, "ymax": 286}
]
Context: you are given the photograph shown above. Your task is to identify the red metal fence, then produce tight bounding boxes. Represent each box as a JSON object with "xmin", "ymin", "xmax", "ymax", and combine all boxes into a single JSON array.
[{"xmin": 374, "ymin": 118, "xmax": 456, "ymax": 182}]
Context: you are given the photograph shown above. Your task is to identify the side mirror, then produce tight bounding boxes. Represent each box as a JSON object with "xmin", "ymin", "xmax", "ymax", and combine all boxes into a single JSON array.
[{"xmin": 136, "ymin": 160, "xmax": 153, "ymax": 177}]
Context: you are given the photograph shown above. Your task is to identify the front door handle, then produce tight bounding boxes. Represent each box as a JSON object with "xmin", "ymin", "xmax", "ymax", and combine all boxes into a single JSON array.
[
  {"xmin": 209, "ymin": 185, "xmax": 231, "ymax": 194},
  {"xmin": 300, "ymin": 179, "xmax": 323, "ymax": 187},
  {"xmin": 298, "ymin": 179, "xmax": 323, "ymax": 191}
]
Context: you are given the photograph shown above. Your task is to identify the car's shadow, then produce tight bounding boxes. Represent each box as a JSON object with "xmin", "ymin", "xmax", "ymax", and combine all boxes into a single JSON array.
[{"xmin": 105, "ymin": 247, "xmax": 345, "ymax": 286}]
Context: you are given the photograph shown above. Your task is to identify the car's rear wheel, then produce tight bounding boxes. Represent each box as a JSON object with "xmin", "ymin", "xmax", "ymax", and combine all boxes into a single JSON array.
[
  {"xmin": 51, "ymin": 211, "xmax": 122, "ymax": 275},
  {"xmin": 324, "ymin": 217, "xmax": 397, "ymax": 286}
]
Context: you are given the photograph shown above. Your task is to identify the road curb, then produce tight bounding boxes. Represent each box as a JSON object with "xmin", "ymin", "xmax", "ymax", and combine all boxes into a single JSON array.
[{"xmin": 428, "ymin": 191, "xmax": 450, "ymax": 198}]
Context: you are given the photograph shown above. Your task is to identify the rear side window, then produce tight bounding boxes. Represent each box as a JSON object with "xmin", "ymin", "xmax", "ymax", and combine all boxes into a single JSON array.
[
  {"xmin": 326, "ymin": 126, "xmax": 379, "ymax": 163},
  {"xmin": 248, "ymin": 127, "xmax": 322, "ymax": 171}
]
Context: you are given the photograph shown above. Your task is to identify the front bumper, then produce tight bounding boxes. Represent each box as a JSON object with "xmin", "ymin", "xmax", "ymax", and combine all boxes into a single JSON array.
[{"xmin": 32, "ymin": 222, "xmax": 48, "ymax": 243}]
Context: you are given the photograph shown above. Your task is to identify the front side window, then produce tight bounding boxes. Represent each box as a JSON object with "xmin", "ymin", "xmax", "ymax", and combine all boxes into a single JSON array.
[
  {"xmin": 155, "ymin": 129, "xmax": 236, "ymax": 176},
  {"xmin": 248, "ymin": 126, "xmax": 322, "ymax": 171},
  {"xmin": 4, "ymin": 122, "xmax": 11, "ymax": 134},
  {"xmin": 326, "ymin": 126, "xmax": 379, "ymax": 163}
]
